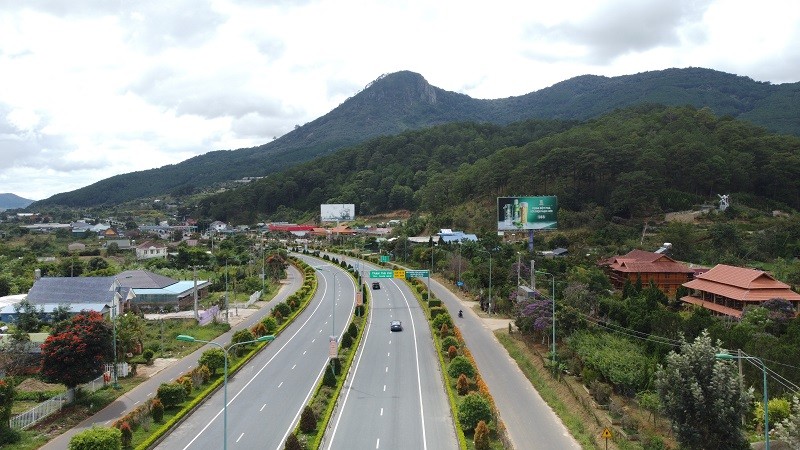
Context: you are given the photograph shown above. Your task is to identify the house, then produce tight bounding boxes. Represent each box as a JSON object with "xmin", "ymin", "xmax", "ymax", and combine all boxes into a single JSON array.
[
  {"xmin": 68, "ymin": 242, "xmax": 86, "ymax": 252},
  {"xmin": 438, "ymin": 229, "xmax": 478, "ymax": 243},
  {"xmin": 104, "ymin": 238, "xmax": 133, "ymax": 249},
  {"xmin": 23, "ymin": 276, "xmax": 133, "ymax": 320},
  {"xmin": 601, "ymin": 249, "xmax": 695, "ymax": 297},
  {"xmin": 540, "ymin": 247, "xmax": 569, "ymax": 258},
  {"xmin": 99, "ymin": 228, "xmax": 120, "ymax": 239},
  {"xmin": 136, "ymin": 241, "xmax": 168, "ymax": 260},
  {"xmin": 680, "ymin": 264, "xmax": 800, "ymax": 319},
  {"xmin": 209, "ymin": 221, "xmax": 229, "ymax": 233},
  {"xmin": 116, "ymin": 269, "xmax": 210, "ymax": 312}
]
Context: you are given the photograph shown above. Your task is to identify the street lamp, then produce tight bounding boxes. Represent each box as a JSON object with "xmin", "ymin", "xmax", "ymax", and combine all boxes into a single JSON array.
[
  {"xmin": 176, "ymin": 334, "xmax": 275, "ymax": 450},
  {"xmin": 476, "ymin": 248, "xmax": 494, "ymax": 314},
  {"xmin": 535, "ymin": 270, "xmax": 556, "ymax": 369},
  {"xmin": 716, "ymin": 352, "xmax": 770, "ymax": 450}
]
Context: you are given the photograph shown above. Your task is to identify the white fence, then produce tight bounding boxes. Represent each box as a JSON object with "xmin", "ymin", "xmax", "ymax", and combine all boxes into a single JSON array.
[
  {"xmin": 9, "ymin": 362, "xmax": 129, "ymax": 430},
  {"xmin": 245, "ymin": 290, "xmax": 261, "ymax": 308}
]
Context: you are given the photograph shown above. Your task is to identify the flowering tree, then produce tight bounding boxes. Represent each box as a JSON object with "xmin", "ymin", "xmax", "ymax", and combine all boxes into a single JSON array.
[
  {"xmin": 41, "ymin": 311, "xmax": 113, "ymax": 388},
  {"xmin": 515, "ymin": 297, "xmax": 552, "ymax": 342}
]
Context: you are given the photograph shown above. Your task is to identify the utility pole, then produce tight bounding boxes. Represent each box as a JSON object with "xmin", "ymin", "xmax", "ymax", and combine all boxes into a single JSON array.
[{"xmin": 193, "ymin": 266, "xmax": 198, "ymax": 321}]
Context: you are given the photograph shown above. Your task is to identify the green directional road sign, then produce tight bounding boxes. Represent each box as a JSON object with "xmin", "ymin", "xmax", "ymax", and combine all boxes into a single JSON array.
[
  {"xmin": 380, "ymin": 255, "xmax": 390, "ymax": 263},
  {"xmin": 370, "ymin": 270, "xmax": 394, "ymax": 278},
  {"xmin": 405, "ymin": 270, "xmax": 430, "ymax": 278}
]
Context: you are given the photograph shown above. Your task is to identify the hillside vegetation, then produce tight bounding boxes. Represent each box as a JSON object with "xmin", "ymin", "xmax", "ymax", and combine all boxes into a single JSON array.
[
  {"xmin": 33, "ymin": 68, "xmax": 800, "ymax": 208},
  {"xmin": 196, "ymin": 104, "xmax": 800, "ymax": 228}
]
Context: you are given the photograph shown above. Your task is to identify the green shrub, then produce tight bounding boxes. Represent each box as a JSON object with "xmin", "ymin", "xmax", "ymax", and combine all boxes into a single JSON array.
[
  {"xmin": 261, "ymin": 316, "xmax": 278, "ymax": 333},
  {"xmin": 429, "ymin": 307, "xmax": 446, "ymax": 319},
  {"xmin": 428, "ymin": 298, "xmax": 442, "ymax": 307},
  {"xmin": 441, "ymin": 336, "xmax": 459, "ymax": 353},
  {"xmin": 448, "ymin": 356, "xmax": 476, "ymax": 379},
  {"xmin": 458, "ymin": 393, "xmax": 493, "ymax": 430},
  {"xmin": 284, "ymin": 433, "xmax": 303, "ymax": 450},
  {"xmin": 68, "ymin": 426, "xmax": 122, "ymax": 450},
  {"xmin": 142, "ymin": 349, "xmax": 154, "ymax": 364},
  {"xmin": 299, "ymin": 405, "xmax": 317, "ymax": 433},
  {"xmin": 347, "ymin": 322, "xmax": 358, "ymax": 338},
  {"xmin": 231, "ymin": 329, "xmax": 256, "ymax": 356},
  {"xmin": 589, "ymin": 380, "xmax": 612, "ymax": 405},
  {"xmin": 199, "ymin": 348, "xmax": 225, "ymax": 376},
  {"xmin": 432, "ymin": 312, "xmax": 453, "ymax": 329},
  {"xmin": 157, "ymin": 382, "xmax": 186, "ymax": 409},
  {"xmin": 178, "ymin": 376, "xmax": 193, "ymax": 396},
  {"xmin": 274, "ymin": 302, "xmax": 292, "ymax": 318},
  {"xmin": 341, "ymin": 332, "xmax": 353, "ymax": 348},
  {"xmin": 191, "ymin": 365, "xmax": 211, "ymax": 388},
  {"xmin": 322, "ymin": 364, "xmax": 337, "ymax": 388}
]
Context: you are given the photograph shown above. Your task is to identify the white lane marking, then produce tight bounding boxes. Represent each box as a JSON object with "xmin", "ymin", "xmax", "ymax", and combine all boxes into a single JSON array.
[
  {"xmin": 260, "ymin": 404, "xmax": 266, "ymax": 412},
  {"xmin": 236, "ymin": 433, "xmax": 244, "ymax": 442},
  {"xmin": 181, "ymin": 265, "xmax": 345, "ymax": 450},
  {"xmin": 387, "ymin": 352, "xmax": 390, "ymax": 357},
  {"xmin": 147, "ymin": 392, "xmax": 152, "ymax": 396},
  {"xmin": 292, "ymin": 364, "xmax": 296, "ymax": 370},
  {"xmin": 376, "ymin": 438, "xmax": 380, "ymax": 449},
  {"xmin": 133, "ymin": 400, "xmax": 140, "ymax": 405},
  {"xmin": 312, "ymin": 338, "xmax": 316, "ymax": 343},
  {"xmin": 278, "ymin": 381, "xmax": 283, "ymax": 388},
  {"xmin": 385, "ymin": 366, "xmax": 388, "ymax": 373},
  {"xmin": 303, "ymin": 350, "xmax": 307, "ymax": 355},
  {"xmin": 383, "ymin": 385, "xmax": 386, "ymax": 392},
  {"xmin": 380, "ymin": 408, "xmax": 383, "ymax": 416},
  {"xmin": 388, "ymin": 340, "xmax": 391, "ymax": 344}
]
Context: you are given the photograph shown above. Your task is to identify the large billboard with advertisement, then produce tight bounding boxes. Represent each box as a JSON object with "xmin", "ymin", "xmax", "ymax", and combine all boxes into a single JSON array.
[
  {"xmin": 320, "ymin": 204, "xmax": 355, "ymax": 222},
  {"xmin": 497, "ymin": 196, "xmax": 558, "ymax": 230}
]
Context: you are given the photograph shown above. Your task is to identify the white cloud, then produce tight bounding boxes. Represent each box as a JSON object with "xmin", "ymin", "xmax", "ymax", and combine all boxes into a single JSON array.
[{"xmin": 0, "ymin": 0, "xmax": 798, "ymax": 200}]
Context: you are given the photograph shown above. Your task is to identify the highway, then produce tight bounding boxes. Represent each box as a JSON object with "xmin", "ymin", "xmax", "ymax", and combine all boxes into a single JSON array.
[
  {"xmin": 40, "ymin": 265, "xmax": 304, "ymax": 450},
  {"xmin": 322, "ymin": 258, "xmax": 456, "ymax": 450},
  {"xmin": 156, "ymin": 255, "xmax": 355, "ymax": 450}
]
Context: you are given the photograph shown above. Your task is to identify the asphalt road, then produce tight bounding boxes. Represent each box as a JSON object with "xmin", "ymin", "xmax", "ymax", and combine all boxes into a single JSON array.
[
  {"xmin": 40, "ymin": 265, "xmax": 304, "ymax": 450},
  {"xmin": 322, "ymin": 259, "xmax": 456, "ymax": 450},
  {"xmin": 155, "ymin": 255, "xmax": 356, "ymax": 450},
  {"xmin": 430, "ymin": 278, "xmax": 581, "ymax": 450}
]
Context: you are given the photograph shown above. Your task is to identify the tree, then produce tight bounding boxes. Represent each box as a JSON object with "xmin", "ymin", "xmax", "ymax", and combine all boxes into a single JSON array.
[
  {"xmin": 115, "ymin": 314, "xmax": 145, "ymax": 361},
  {"xmin": 655, "ymin": 331, "xmax": 751, "ymax": 450},
  {"xmin": 40, "ymin": 311, "xmax": 114, "ymax": 388},
  {"xmin": 458, "ymin": 393, "xmax": 493, "ymax": 430},
  {"xmin": 0, "ymin": 379, "xmax": 20, "ymax": 445},
  {"xmin": 198, "ymin": 348, "xmax": 225, "ymax": 376},
  {"xmin": 774, "ymin": 395, "xmax": 800, "ymax": 448},
  {"xmin": 230, "ymin": 329, "xmax": 255, "ymax": 356},
  {"xmin": 13, "ymin": 299, "xmax": 43, "ymax": 333}
]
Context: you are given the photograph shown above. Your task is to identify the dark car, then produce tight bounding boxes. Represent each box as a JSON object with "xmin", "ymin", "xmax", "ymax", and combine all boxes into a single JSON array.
[
  {"xmin": 390, "ymin": 320, "xmax": 403, "ymax": 332},
  {"xmin": 372, "ymin": 282, "xmax": 381, "ymax": 290}
]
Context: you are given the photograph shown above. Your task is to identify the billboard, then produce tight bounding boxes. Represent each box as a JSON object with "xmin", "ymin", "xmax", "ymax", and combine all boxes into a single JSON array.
[
  {"xmin": 320, "ymin": 204, "xmax": 355, "ymax": 222},
  {"xmin": 497, "ymin": 196, "xmax": 558, "ymax": 231}
]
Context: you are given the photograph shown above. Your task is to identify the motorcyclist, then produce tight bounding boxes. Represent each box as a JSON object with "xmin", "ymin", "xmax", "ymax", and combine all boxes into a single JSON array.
[{"xmin": 458, "ymin": 309, "xmax": 463, "ymax": 318}]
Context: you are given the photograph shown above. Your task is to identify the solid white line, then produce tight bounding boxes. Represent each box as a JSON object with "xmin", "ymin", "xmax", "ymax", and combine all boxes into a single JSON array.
[
  {"xmin": 179, "ymin": 268, "xmax": 341, "ymax": 450},
  {"xmin": 260, "ymin": 404, "xmax": 266, "ymax": 412},
  {"xmin": 236, "ymin": 433, "xmax": 244, "ymax": 442}
]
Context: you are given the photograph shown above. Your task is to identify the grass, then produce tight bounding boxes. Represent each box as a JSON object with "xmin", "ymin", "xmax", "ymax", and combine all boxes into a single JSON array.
[{"xmin": 140, "ymin": 319, "xmax": 231, "ymax": 359}]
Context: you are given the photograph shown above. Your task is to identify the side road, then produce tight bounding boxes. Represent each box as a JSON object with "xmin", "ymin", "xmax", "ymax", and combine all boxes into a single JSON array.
[
  {"xmin": 430, "ymin": 276, "xmax": 581, "ymax": 450},
  {"xmin": 39, "ymin": 265, "xmax": 303, "ymax": 450}
]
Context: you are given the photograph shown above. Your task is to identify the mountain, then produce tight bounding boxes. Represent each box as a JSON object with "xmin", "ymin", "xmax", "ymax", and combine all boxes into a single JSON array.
[
  {"xmin": 33, "ymin": 68, "xmax": 800, "ymax": 208},
  {"xmin": 0, "ymin": 193, "xmax": 35, "ymax": 210}
]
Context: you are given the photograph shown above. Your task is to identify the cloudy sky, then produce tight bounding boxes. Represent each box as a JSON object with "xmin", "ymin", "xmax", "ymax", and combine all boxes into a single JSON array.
[{"xmin": 2, "ymin": 0, "xmax": 799, "ymax": 201}]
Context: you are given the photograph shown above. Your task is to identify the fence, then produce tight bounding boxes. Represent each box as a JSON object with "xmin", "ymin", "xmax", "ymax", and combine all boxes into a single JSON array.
[
  {"xmin": 245, "ymin": 290, "xmax": 261, "ymax": 308},
  {"xmin": 9, "ymin": 362, "xmax": 129, "ymax": 430}
]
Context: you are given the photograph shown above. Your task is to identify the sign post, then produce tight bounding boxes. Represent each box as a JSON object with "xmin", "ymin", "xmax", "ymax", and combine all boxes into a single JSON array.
[{"xmin": 601, "ymin": 427, "xmax": 612, "ymax": 450}]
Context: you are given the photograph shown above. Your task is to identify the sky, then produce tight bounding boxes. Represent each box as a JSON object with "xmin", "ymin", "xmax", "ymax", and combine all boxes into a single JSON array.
[{"xmin": 1, "ymin": 0, "xmax": 799, "ymax": 201}]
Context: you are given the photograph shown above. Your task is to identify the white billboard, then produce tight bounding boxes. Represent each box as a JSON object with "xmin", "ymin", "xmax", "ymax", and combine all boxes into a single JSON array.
[{"xmin": 320, "ymin": 204, "xmax": 355, "ymax": 222}]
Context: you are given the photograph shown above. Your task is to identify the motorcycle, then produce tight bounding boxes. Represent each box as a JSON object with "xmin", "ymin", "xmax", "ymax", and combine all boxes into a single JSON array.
[{"xmin": 458, "ymin": 310, "xmax": 463, "ymax": 318}]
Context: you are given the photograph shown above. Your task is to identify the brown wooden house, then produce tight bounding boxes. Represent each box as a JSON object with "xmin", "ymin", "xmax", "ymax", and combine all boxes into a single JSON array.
[
  {"xmin": 601, "ymin": 249, "xmax": 695, "ymax": 297},
  {"xmin": 681, "ymin": 264, "xmax": 800, "ymax": 319}
]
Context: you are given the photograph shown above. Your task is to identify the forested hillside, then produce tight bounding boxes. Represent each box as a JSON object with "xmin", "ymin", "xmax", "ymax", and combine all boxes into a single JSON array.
[
  {"xmin": 33, "ymin": 68, "xmax": 800, "ymax": 208},
  {"xmin": 196, "ymin": 105, "xmax": 800, "ymax": 228}
]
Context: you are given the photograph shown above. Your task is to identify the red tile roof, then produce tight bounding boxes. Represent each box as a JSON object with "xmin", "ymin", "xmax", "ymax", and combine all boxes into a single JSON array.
[
  {"xmin": 604, "ymin": 249, "xmax": 694, "ymax": 274},
  {"xmin": 683, "ymin": 264, "xmax": 800, "ymax": 302}
]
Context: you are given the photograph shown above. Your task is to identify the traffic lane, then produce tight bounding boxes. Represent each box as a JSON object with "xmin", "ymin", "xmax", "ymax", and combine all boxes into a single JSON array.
[
  {"xmin": 327, "ymin": 280, "xmax": 425, "ymax": 450},
  {"xmin": 156, "ymin": 263, "xmax": 355, "ymax": 450},
  {"xmin": 39, "ymin": 265, "xmax": 304, "ymax": 450},
  {"xmin": 431, "ymin": 281, "xmax": 581, "ymax": 450}
]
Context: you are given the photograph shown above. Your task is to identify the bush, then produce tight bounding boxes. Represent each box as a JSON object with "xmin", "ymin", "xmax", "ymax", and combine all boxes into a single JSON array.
[
  {"xmin": 199, "ymin": 348, "xmax": 225, "ymax": 376},
  {"xmin": 231, "ymin": 329, "xmax": 256, "ymax": 356},
  {"xmin": 441, "ymin": 336, "xmax": 459, "ymax": 353},
  {"xmin": 284, "ymin": 433, "xmax": 303, "ymax": 450},
  {"xmin": 474, "ymin": 420, "xmax": 490, "ymax": 450},
  {"xmin": 430, "ymin": 309, "xmax": 450, "ymax": 325},
  {"xmin": 340, "ymin": 332, "xmax": 353, "ymax": 348},
  {"xmin": 439, "ymin": 323, "xmax": 451, "ymax": 338},
  {"xmin": 322, "ymin": 364, "xmax": 337, "ymax": 388},
  {"xmin": 428, "ymin": 298, "xmax": 442, "ymax": 307},
  {"xmin": 348, "ymin": 322, "xmax": 358, "ymax": 338},
  {"xmin": 457, "ymin": 374, "xmax": 470, "ymax": 395},
  {"xmin": 191, "ymin": 365, "xmax": 211, "ymax": 388},
  {"xmin": 458, "ymin": 393, "xmax": 493, "ymax": 430},
  {"xmin": 151, "ymin": 398, "xmax": 164, "ymax": 423},
  {"xmin": 250, "ymin": 322, "xmax": 267, "ymax": 337},
  {"xmin": 590, "ymin": 380, "xmax": 612, "ymax": 405},
  {"xmin": 448, "ymin": 356, "xmax": 476, "ymax": 379},
  {"xmin": 118, "ymin": 422, "xmax": 132, "ymax": 448},
  {"xmin": 157, "ymin": 382, "xmax": 187, "ymax": 409},
  {"xmin": 299, "ymin": 405, "xmax": 317, "ymax": 433},
  {"xmin": 142, "ymin": 349, "xmax": 154, "ymax": 364},
  {"xmin": 448, "ymin": 346, "xmax": 458, "ymax": 360},
  {"xmin": 68, "ymin": 426, "xmax": 122, "ymax": 450},
  {"xmin": 178, "ymin": 376, "xmax": 193, "ymax": 396},
  {"xmin": 261, "ymin": 316, "xmax": 278, "ymax": 334},
  {"xmin": 274, "ymin": 302, "xmax": 292, "ymax": 318}
]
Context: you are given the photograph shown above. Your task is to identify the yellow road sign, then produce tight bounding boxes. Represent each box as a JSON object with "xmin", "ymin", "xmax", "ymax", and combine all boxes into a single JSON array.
[
  {"xmin": 393, "ymin": 269, "xmax": 406, "ymax": 278},
  {"xmin": 601, "ymin": 427, "xmax": 612, "ymax": 439}
]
